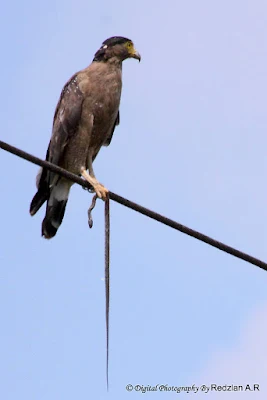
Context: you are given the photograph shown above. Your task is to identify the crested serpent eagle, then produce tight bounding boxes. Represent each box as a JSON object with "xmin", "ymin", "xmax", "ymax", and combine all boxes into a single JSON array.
[{"xmin": 30, "ymin": 36, "xmax": 141, "ymax": 238}]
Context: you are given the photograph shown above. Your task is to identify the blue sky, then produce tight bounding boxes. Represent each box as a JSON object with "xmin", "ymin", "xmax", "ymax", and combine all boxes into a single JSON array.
[{"xmin": 1, "ymin": 0, "xmax": 267, "ymax": 398}]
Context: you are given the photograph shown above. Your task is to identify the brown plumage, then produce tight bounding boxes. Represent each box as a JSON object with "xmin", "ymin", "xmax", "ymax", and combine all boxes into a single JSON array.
[{"xmin": 30, "ymin": 36, "xmax": 140, "ymax": 239}]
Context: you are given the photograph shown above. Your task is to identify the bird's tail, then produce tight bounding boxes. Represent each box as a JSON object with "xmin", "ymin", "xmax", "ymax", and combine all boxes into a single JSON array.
[
  {"xmin": 41, "ymin": 179, "xmax": 71, "ymax": 239},
  {"xmin": 30, "ymin": 167, "xmax": 49, "ymax": 216}
]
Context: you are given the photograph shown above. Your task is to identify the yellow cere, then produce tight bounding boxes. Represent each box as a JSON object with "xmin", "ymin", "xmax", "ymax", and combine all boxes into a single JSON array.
[{"xmin": 126, "ymin": 41, "xmax": 134, "ymax": 53}]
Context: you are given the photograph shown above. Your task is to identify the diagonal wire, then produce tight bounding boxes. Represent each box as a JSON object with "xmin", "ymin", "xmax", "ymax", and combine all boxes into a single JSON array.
[{"xmin": 1, "ymin": 139, "xmax": 267, "ymax": 272}]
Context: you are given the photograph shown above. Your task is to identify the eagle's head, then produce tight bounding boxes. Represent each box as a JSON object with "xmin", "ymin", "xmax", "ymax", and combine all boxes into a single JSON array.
[{"xmin": 93, "ymin": 36, "xmax": 141, "ymax": 63}]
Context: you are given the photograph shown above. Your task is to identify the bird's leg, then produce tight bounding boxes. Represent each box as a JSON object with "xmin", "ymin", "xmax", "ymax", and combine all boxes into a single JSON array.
[{"xmin": 81, "ymin": 161, "xmax": 108, "ymax": 200}]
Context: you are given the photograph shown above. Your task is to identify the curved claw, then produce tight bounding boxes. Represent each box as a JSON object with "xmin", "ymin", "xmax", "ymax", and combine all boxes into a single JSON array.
[
  {"xmin": 94, "ymin": 183, "xmax": 109, "ymax": 200},
  {"xmin": 81, "ymin": 169, "xmax": 108, "ymax": 200}
]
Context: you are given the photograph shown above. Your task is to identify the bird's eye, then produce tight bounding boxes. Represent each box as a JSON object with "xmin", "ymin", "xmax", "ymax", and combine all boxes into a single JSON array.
[{"xmin": 127, "ymin": 42, "xmax": 133, "ymax": 49}]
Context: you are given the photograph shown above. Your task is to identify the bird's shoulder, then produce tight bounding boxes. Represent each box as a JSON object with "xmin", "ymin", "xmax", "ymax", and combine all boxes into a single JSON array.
[
  {"xmin": 53, "ymin": 72, "xmax": 84, "ymax": 126},
  {"xmin": 48, "ymin": 72, "xmax": 86, "ymax": 166}
]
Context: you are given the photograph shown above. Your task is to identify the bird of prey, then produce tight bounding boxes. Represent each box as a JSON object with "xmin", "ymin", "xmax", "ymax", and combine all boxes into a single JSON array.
[{"xmin": 30, "ymin": 36, "xmax": 140, "ymax": 238}]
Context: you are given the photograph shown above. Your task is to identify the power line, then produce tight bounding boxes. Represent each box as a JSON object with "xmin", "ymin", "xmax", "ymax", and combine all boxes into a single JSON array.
[{"xmin": 1, "ymin": 139, "xmax": 267, "ymax": 272}]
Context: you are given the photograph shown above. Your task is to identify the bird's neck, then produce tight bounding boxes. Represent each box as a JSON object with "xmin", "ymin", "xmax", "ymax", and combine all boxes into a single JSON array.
[
  {"xmin": 93, "ymin": 51, "xmax": 122, "ymax": 68},
  {"xmin": 106, "ymin": 57, "xmax": 122, "ymax": 68},
  {"xmin": 91, "ymin": 58, "xmax": 122, "ymax": 71}
]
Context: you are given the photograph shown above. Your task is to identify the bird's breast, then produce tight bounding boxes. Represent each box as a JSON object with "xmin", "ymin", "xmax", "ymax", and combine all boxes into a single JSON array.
[{"xmin": 78, "ymin": 65, "xmax": 122, "ymax": 151}]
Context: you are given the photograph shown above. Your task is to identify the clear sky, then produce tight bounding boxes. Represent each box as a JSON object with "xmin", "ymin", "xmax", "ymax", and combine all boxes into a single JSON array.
[{"xmin": 1, "ymin": 0, "xmax": 267, "ymax": 398}]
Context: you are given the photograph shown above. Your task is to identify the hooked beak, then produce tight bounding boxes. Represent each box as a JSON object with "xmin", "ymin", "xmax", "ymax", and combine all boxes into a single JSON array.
[{"xmin": 131, "ymin": 49, "xmax": 141, "ymax": 62}]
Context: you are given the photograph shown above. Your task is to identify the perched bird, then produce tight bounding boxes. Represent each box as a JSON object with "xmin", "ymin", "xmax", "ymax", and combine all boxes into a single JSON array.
[{"xmin": 30, "ymin": 36, "xmax": 141, "ymax": 239}]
